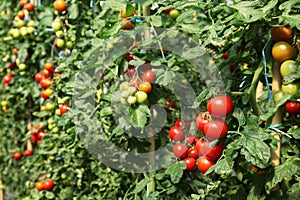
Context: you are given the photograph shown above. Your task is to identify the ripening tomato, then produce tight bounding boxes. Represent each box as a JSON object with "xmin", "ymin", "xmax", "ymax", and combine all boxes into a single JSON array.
[
  {"xmin": 183, "ymin": 157, "xmax": 196, "ymax": 171},
  {"xmin": 60, "ymin": 103, "xmax": 71, "ymax": 115},
  {"xmin": 120, "ymin": 19, "xmax": 133, "ymax": 30},
  {"xmin": 139, "ymin": 82, "xmax": 152, "ymax": 93},
  {"xmin": 285, "ymin": 101, "xmax": 300, "ymax": 115},
  {"xmin": 197, "ymin": 156, "xmax": 214, "ymax": 174},
  {"xmin": 24, "ymin": 149, "xmax": 33, "ymax": 157},
  {"xmin": 169, "ymin": 125, "xmax": 185, "ymax": 141},
  {"xmin": 271, "ymin": 26, "xmax": 293, "ymax": 41},
  {"xmin": 196, "ymin": 112, "xmax": 211, "ymax": 132},
  {"xmin": 54, "ymin": 0, "xmax": 67, "ymax": 12},
  {"xmin": 17, "ymin": 10, "xmax": 25, "ymax": 19},
  {"xmin": 24, "ymin": 3, "xmax": 34, "ymax": 12},
  {"xmin": 40, "ymin": 78, "xmax": 52, "ymax": 89},
  {"xmin": 44, "ymin": 63, "xmax": 54, "ymax": 72},
  {"xmin": 207, "ymin": 96, "xmax": 233, "ymax": 118},
  {"xmin": 121, "ymin": 9, "xmax": 136, "ymax": 18},
  {"xmin": 13, "ymin": 152, "xmax": 22, "ymax": 160},
  {"xmin": 43, "ymin": 180, "xmax": 54, "ymax": 190},
  {"xmin": 173, "ymin": 143, "xmax": 188, "ymax": 158},
  {"xmin": 35, "ymin": 182, "xmax": 44, "ymax": 191},
  {"xmin": 43, "ymin": 69, "xmax": 53, "ymax": 78},
  {"xmin": 20, "ymin": 0, "xmax": 28, "ymax": 7},
  {"xmin": 142, "ymin": 70, "xmax": 156, "ymax": 83},
  {"xmin": 272, "ymin": 41, "xmax": 297, "ymax": 63},
  {"xmin": 203, "ymin": 120, "xmax": 228, "ymax": 140}
]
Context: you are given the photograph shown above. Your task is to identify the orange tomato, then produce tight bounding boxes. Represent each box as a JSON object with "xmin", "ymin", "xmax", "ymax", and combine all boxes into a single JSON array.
[
  {"xmin": 139, "ymin": 82, "xmax": 152, "ymax": 93},
  {"xmin": 271, "ymin": 26, "xmax": 293, "ymax": 41},
  {"xmin": 17, "ymin": 10, "xmax": 25, "ymax": 19},
  {"xmin": 24, "ymin": 3, "xmax": 34, "ymax": 12},
  {"xmin": 272, "ymin": 41, "xmax": 297, "ymax": 63},
  {"xmin": 54, "ymin": 0, "xmax": 67, "ymax": 12},
  {"xmin": 120, "ymin": 19, "xmax": 132, "ymax": 30}
]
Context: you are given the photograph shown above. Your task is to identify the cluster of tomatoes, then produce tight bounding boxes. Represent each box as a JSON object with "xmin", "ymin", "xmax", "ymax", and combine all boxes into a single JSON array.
[
  {"xmin": 170, "ymin": 96, "xmax": 233, "ymax": 173},
  {"xmin": 7, "ymin": 0, "xmax": 35, "ymax": 39},
  {"xmin": 13, "ymin": 149, "xmax": 33, "ymax": 161},
  {"xmin": 271, "ymin": 26, "xmax": 300, "ymax": 115},
  {"xmin": 52, "ymin": 0, "xmax": 73, "ymax": 50},
  {"xmin": 118, "ymin": 54, "xmax": 156, "ymax": 106},
  {"xmin": 35, "ymin": 179, "xmax": 55, "ymax": 191}
]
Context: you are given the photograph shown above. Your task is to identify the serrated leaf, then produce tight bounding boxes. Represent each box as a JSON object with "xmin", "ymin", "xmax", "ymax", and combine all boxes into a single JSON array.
[
  {"xmin": 265, "ymin": 158, "xmax": 300, "ymax": 192},
  {"xmin": 149, "ymin": 16, "xmax": 162, "ymax": 27},
  {"xmin": 239, "ymin": 130, "xmax": 271, "ymax": 168},
  {"xmin": 100, "ymin": 107, "xmax": 112, "ymax": 117},
  {"xmin": 206, "ymin": 156, "xmax": 233, "ymax": 175},
  {"xmin": 288, "ymin": 128, "xmax": 300, "ymax": 139},
  {"xmin": 165, "ymin": 162, "xmax": 185, "ymax": 184},
  {"xmin": 68, "ymin": 4, "xmax": 79, "ymax": 19},
  {"xmin": 279, "ymin": 15, "xmax": 300, "ymax": 29},
  {"xmin": 288, "ymin": 179, "xmax": 300, "ymax": 198},
  {"xmin": 232, "ymin": 107, "xmax": 246, "ymax": 127},
  {"xmin": 133, "ymin": 178, "xmax": 149, "ymax": 193},
  {"xmin": 131, "ymin": 105, "xmax": 150, "ymax": 128},
  {"xmin": 230, "ymin": 1, "xmax": 265, "ymax": 23}
]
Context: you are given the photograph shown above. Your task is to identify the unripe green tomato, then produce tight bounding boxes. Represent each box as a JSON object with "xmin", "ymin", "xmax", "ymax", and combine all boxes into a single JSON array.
[
  {"xmin": 120, "ymin": 97, "xmax": 128, "ymax": 105},
  {"xmin": 120, "ymin": 81, "xmax": 130, "ymax": 91},
  {"xmin": 56, "ymin": 38, "xmax": 65, "ymax": 48},
  {"xmin": 48, "ymin": 117, "xmax": 55, "ymax": 125},
  {"xmin": 12, "ymin": 30, "xmax": 20, "ymax": 38},
  {"xmin": 55, "ymin": 109, "xmax": 61, "ymax": 115},
  {"xmin": 128, "ymin": 86, "xmax": 137, "ymax": 95},
  {"xmin": 282, "ymin": 83, "xmax": 299, "ymax": 95},
  {"xmin": 49, "ymin": 155, "xmax": 55, "ymax": 160},
  {"xmin": 27, "ymin": 27, "xmax": 34, "ymax": 34},
  {"xmin": 135, "ymin": 91, "xmax": 148, "ymax": 103},
  {"xmin": 121, "ymin": 90, "xmax": 130, "ymax": 98},
  {"xmin": 48, "ymin": 123, "xmax": 54, "ymax": 130},
  {"xmin": 61, "ymin": 173, "xmax": 67, "ymax": 179},
  {"xmin": 18, "ymin": 63, "xmax": 27, "ymax": 70},
  {"xmin": 66, "ymin": 41, "xmax": 74, "ymax": 49},
  {"xmin": 273, "ymin": 90, "xmax": 285, "ymax": 102},
  {"xmin": 127, "ymin": 95, "xmax": 137, "ymax": 105},
  {"xmin": 46, "ymin": 102, "xmax": 56, "ymax": 111},
  {"xmin": 280, "ymin": 60, "xmax": 297, "ymax": 77},
  {"xmin": 52, "ymin": 20, "xmax": 62, "ymax": 31},
  {"xmin": 51, "ymin": 126, "xmax": 59, "ymax": 133},
  {"xmin": 56, "ymin": 30, "xmax": 64, "ymax": 38},
  {"xmin": 27, "ymin": 20, "xmax": 35, "ymax": 27},
  {"xmin": 169, "ymin": 9, "xmax": 179, "ymax": 19}
]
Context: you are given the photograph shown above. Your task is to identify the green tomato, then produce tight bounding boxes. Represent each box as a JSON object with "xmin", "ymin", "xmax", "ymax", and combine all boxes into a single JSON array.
[
  {"xmin": 128, "ymin": 86, "xmax": 136, "ymax": 95},
  {"xmin": 27, "ymin": 27, "xmax": 34, "ymax": 34},
  {"xmin": 55, "ymin": 109, "xmax": 61, "ymax": 115},
  {"xmin": 273, "ymin": 90, "xmax": 285, "ymax": 102},
  {"xmin": 12, "ymin": 30, "xmax": 20, "ymax": 38},
  {"xmin": 61, "ymin": 173, "xmax": 67, "ymax": 179},
  {"xmin": 51, "ymin": 126, "xmax": 59, "ymax": 133},
  {"xmin": 121, "ymin": 90, "xmax": 130, "ymax": 98},
  {"xmin": 169, "ymin": 9, "xmax": 179, "ymax": 19},
  {"xmin": 27, "ymin": 20, "xmax": 35, "ymax": 27},
  {"xmin": 127, "ymin": 96, "xmax": 137, "ymax": 105},
  {"xmin": 66, "ymin": 41, "xmax": 74, "ymax": 49},
  {"xmin": 18, "ymin": 63, "xmax": 27, "ymax": 70},
  {"xmin": 120, "ymin": 97, "xmax": 128, "ymax": 105},
  {"xmin": 280, "ymin": 60, "xmax": 297, "ymax": 77},
  {"xmin": 119, "ymin": 81, "xmax": 130, "ymax": 91},
  {"xmin": 135, "ymin": 91, "xmax": 148, "ymax": 103},
  {"xmin": 56, "ymin": 38, "xmax": 65, "ymax": 48},
  {"xmin": 46, "ymin": 102, "xmax": 56, "ymax": 111},
  {"xmin": 282, "ymin": 83, "xmax": 299, "ymax": 95},
  {"xmin": 52, "ymin": 20, "xmax": 62, "ymax": 31},
  {"xmin": 56, "ymin": 30, "xmax": 64, "ymax": 38}
]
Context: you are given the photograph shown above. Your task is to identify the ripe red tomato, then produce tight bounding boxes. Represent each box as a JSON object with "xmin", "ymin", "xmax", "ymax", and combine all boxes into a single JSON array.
[
  {"xmin": 125, "ymin": 67, "xmax": 136, "ymax": 77},
  {"xmin": 43, "ymin": 180, "xmax": 54, "ymax": 190},
  {"xmin": 8, "ymin": 62, "xmax": 16, "ymax": 70},
  {"xmin": 169, "ymin": 126, "xmax": 185, "ymax": 141},
  {"xmin": 173, "ymin": 143, "xmax": 188, "ymax": 158},
  {"xmin": 35, "ymin": 72, "xmax": 44, "ymax": 83},
  {"xmin": 139, "ymin": 63, "xmax": 152, "ymax": 71},
  {"xmin": 250, "ymin": 165, "xmax": 257, "ymax": 171},
  {"xmin": 125, "ymin": 53, "xmax": 134, "ymax": 61},
  {"xmin": 175, "ymin": 119, "xmax": 190, "ymax": 131},
  {"xmin": 272, "ymin": 41, "xmax": 297, "ymax": 63},
  {"xmin": 54, "ymin": 0, "xmax": 67, "ymax": 12},
  {"xmin": 37, "ymin": 131, "xmax": 45, "ymax": 140},
  {"xmin": 139, "ymin": 82, "xmax": 152, "ymax": 93},
  {"xmin": 197, "ymin": 140, "xmax": 223, "ymax": 162},
  {"xmin": 207, "ymin": 96, "xmax": 233, "ymax": 118},
  {"xmin": 24, "ymin": 3, "xmax": 34, "ymax": 12},
  {"xmin": 40, "ymin": 79, "xmax": 52, "ymax": 89},
  {"xmin": 44, "ymin": 63, "xmax": 54, "ymax": 72},
  {"xmin": 197, "ymin": 156, "xmax": 214, "ymax": 174},
  {"xmin": 24, "ymin": 149, "xmax": 33, "ymax": 157},
  {"xmin": 3, "ymin": 74, "xmax": 13, "ymax": 84},
  {"xmin": 222, "ymin": 51, "xmax": 228, "ymax": 60},
  {"xmin": 185, "ymin": 135, "xmax": 196, "ymax": 145},
  {"xmin": 142, "ymin": 70, "xmax": 156, "ymax": 83},
  {"xmin": 188, "ymin": 148, "xmax": 199, "ymax": 159},
  {"xmin": 165, "ymin": 98, "xmax": 176, "ymax": 109},
  {"xmin": 35, "ymin": 182, "xmax": 44, "ymax": 191},
  {"xmin": 183, "ymin": 157, "xmax": 196, "ymax": 171},
  {"xmin": 271, "ymin": 26, "xmax": 293, "ymax": 41},
  {"xmin": 285, "ymin": 101, "xmax": 300, "ymax": 115},
  {"xmin": 43, "ymin": 69, "xmax": 53, "ymax": 78},
  {"xmin": 164, "ymin": 8, "xmax": 173, "ymax": 14},
  {"xmin": 31, "ymin": 134, "xmax": 38, "ymax": 142},
  {"xmin": 257, "ymin": 170, "xmax": 264, "ymax": 175},
  {"xmin": 13, "ymin": 152, "xmax": 22, "ymax": 160},
  {"xmin": 203, "ymin": 120, "xmax": 228, "ymax": 140},
  {"xmin": 60, "ymin": 104, "xmax": 71, "ymax": 115},
  {"xmin": 196, "ymin": 112, "xmax": 211, "ymax": 132}
]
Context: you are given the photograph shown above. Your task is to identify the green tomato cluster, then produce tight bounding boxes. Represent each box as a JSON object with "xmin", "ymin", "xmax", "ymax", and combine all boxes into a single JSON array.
[
  {"xmin": 52, "ymin": 19, "xmax": 73, "ymax": 49},
  {"xmin": 119, "ymin": 81, "xmax": 147, "ymax": 105}
]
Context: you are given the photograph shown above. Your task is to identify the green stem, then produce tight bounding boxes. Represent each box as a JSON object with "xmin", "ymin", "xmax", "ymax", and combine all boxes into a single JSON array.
[{"xmin": 249, "ymin": 61, "xmax": 264, "ymax": 116}]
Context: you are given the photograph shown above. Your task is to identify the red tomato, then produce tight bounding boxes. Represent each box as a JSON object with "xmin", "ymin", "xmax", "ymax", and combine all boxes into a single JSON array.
[
  {"xmin": 142, "ymin": 70, "xmax": 156, "ymax": 83},
  {"xmin": 222, "ymin": 51, "xmax": 228, "ymax": 60},
  {"xmin": 43, "ymin": 69, "xmax": 53, "ymax": 78},
  {"xmin": 60, "ymin": 104, "xmax": 71, "ymax": 115},
  {"xmin": 40, "ymin": 79, "xmax": 52, "ymax": 89},
  {"xmin": 197, "ymin": 140, "xmax": 223, "ymax": 162},
  {"xmin": 24, "ymin": 3, "xmax": 34, "ymax": 12},
  {"xmin": 203, "ymin": 120, "xmax": 228, "ymax": 140},
  {"xmin": 24, "ymin": 149, "xmax": 33, "ymax": 157},
  {"xmin": 13, "ymin": 152, "xmax": 22, "ymax": 160},
  {"xmin": 37, "ymin": 131, "xmax": 45, "ymax": 140},
  {"xmin": 285, "ymin": 101, "xmax": 300, "ymax": 115},
  {"xmin": 169, "ymin": 125, "xmax": 185, "ymax": 141},
  {"xmin": 185, "ymin": 135, "xmax": 196, "ymax": 145},
  {"xmin": 183, "ymin": 157, "xmax": 196, "ymax": 171},
  {"xmin": 207, "ymin": 96, "xmax": 233, "ymax": 118},
  {"xmin": 20, "ymin": 0, "xmax": 28, "ymax": 7},
  {"xmin": 196, "ymin": 112, "xmax": 211, "ymax": 132},
  {"xmin": 165, "ymin": 98, "xmax": 176, "ymax": 109},
  {"xmin": 8, "ymin": 62, "xmax": 16, "ymax": 70},
  {"xmin": 271, "ymin": 26, "xmax": 293, "ymax": 41},
  {"xmin": 43, "ymin": 180, "xmax": 54, "ymax": 190},
  {"xmin": 175, "ymin": 119, "xmax": 190, "ymax": 131},
  {"xmin": 188, "ymin": 148, "xmax": 199, "ymax": 159},
  {"xmin": 3, "ymin": 74, "xmax": 13, "ymax": 84},
  {"xmin": 197, "ymin": 156, "xmax": 214, "ymax": 174},
  {"xmin": 164, "ymin": 8, "xmax": 173, "ymax": 14},
  {"xmin": 125, "ymin": 53, "xmax": 134, "ymax": 61},
  {"xmin": 35, "ymin": 182, "xmax": 44, "ymax": 191},
  {"xmin": 31, "ymin": 134, "xmax": 38, "ymax": 142},
  {"xmin": 125, "ymin": 67, "xmax": 136, "ymax": 77},
  {"xmin": 250, "ymin": 165, "xmax": 257, "ymax": 171},
  {"xmin": 44, "ymin": 63, "xmax": 54, "ymax": 72},
  {"xmin": 257, "ymin": 170, "xmax": 264, "ymax": 175},
  {"xmin": 35, "ymin": 72, "xmax": 44, "ymax": 83},
  {"xmin": 173, "ymin": 143, "xmax": 188, "ymax": 158},
  {"xmin": 139, "ymin": 63, "xmax": 152, "ymax": 71}
]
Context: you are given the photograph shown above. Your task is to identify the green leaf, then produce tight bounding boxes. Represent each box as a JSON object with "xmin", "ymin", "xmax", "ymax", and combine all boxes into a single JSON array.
[
  {"xmin": 149, "ymin": 16, "xmax": 162, "ymax": 27},
  {"xmin": 288, "ymin": 178, "xmax": 300, "ymax": 198},
  {"xmin": 232, "ymin": 107, "xmax": 246, "ymax": 127},
  {"xmin": 239, "ymin": 129, "xmax": 271, "ymax": 168},
  {"xmin": 165, "ymin": 162, "xmax": 185, "ymax": 184},
  {"xmin": 230, "ymin": 1, "xmax": 265, "ymax": 23},
  {"xmin": 206, "ymin": 156, "xmax": 233, "ymax": 176},
  {"xmin": 279, "ymin": 15, "xmax": 300, "ymax": 29},
  {"xmin": 100, "ymin": 107, "xmax": 112, "ymax": 117},
  {"xmin": 68, "ymin": 4, "xmax": 79, "ymax": 19},
  {"xmin": 288, "ymin": 128, "xmax": 300, "ymax": 139},
  {"xmin": 131, "ymin": 104, "xmax": 150, "ymax": 128},
  {"xmin": 265, "ymin": 157, "xmax": 300, "ymax": 192},
  {"xmin": 133, "ymin": 178, "xmax": 149, "ymax": 193}
]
